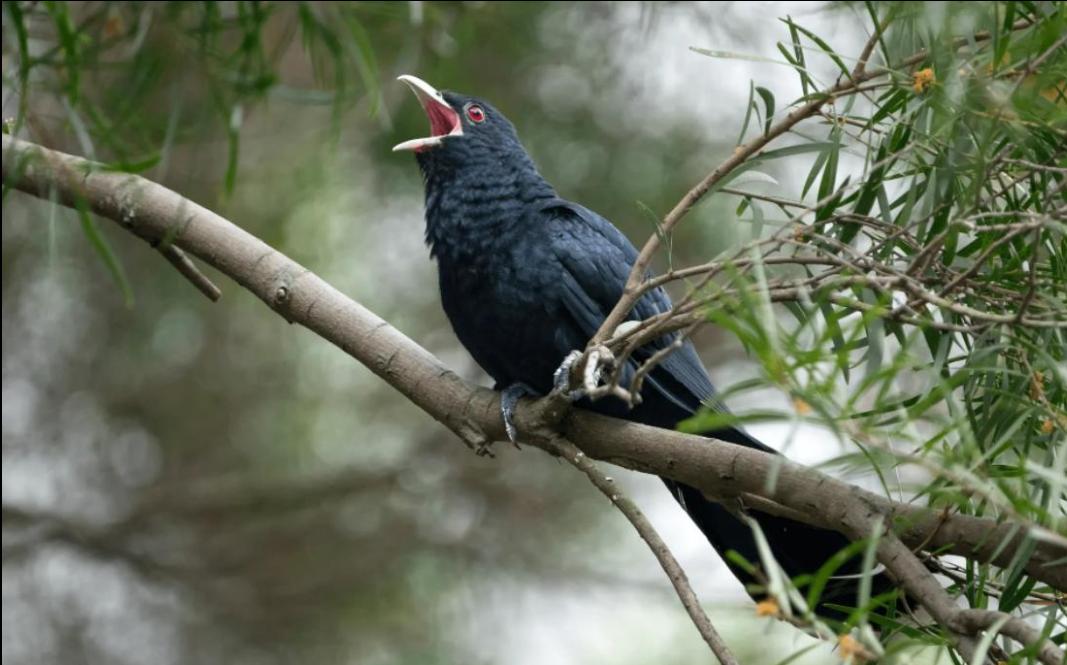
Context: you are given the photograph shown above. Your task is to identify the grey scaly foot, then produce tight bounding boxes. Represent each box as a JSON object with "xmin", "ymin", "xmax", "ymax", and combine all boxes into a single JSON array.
[{"xmin": 501, "ymin": 382, "xmax": 539, "ymax": 445}]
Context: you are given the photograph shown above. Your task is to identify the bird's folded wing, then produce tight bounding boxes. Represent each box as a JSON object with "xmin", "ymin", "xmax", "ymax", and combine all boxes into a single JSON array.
[{"xmin": 542, "ymin": 200, "xmax": 717, "ymax": 415}]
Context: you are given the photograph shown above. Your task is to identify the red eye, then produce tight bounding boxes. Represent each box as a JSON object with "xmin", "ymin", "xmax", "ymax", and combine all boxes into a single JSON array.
[{"xmin": 465, "ymin": 104, "xmax": 486, "ymax": 124}]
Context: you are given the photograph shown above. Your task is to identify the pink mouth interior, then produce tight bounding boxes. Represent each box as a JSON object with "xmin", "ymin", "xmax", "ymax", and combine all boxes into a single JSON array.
[{"xmin": 423, "ymin": 100, "xmax": 460, "ymax": 137}]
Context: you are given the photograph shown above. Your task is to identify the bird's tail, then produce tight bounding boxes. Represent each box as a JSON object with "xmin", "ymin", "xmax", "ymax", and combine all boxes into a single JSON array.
[{"xmin": 664, "ymin": 429, "xmax": 895, "ymax": 621}]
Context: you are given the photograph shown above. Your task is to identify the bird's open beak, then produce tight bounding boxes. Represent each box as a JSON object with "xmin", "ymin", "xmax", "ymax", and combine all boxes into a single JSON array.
[{"xmin": 393, "ymin": 75, "xmax": 463, "ymax": 152}]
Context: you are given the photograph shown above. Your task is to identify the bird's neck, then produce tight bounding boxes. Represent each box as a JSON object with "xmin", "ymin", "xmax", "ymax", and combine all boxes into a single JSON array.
[{"xmin": 419, "ymin": 158, "xmax": 557, "ymax": 262}]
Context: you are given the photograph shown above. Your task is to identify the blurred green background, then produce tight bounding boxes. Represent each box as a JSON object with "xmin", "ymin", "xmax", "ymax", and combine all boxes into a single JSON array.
[{"xmin": 2, "ymin": 2, "xmax": 941, "ymax": 663}]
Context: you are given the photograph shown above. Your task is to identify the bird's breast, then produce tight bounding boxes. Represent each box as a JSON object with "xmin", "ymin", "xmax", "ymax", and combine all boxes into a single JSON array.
[{"xmin": 436, "ymin": 241, "xmax": 571, "ymax": 391}]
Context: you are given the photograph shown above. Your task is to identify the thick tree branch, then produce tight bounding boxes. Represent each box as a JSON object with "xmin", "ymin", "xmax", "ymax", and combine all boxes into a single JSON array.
[{"xmin": 3, "ymin": 134, "xmax": 1064, "ymax": 660}]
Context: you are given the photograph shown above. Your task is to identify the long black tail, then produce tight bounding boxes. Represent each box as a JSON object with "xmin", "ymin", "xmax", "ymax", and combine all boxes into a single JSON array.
[
  {"xmin": 583, "ymin": 362, "xmax": 893, "ymax": 619},
  {"xmin": 665, "ymin": 427, "xmax": 893, "ymax": 621}
]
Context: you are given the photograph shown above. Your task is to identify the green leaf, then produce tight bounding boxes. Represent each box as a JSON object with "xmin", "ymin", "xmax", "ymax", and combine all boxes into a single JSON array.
[
  {"xmin": 781, "ymin": 17, "xmax": 850, "ymax": 78},
  {"xmin": 737, "ymin": 80, "xmax": 757, "ymax": 145},
  {"xmin": 636, "ymin": 200, "xmax": 672, "ymax": 270},
  {"xmin": 689, "ymin": 46, "xmax": 795, "ymax": 68},
  {"xmin": 731, "ymin": 171, "xmax": 780, "ymax": 187},
  {"xmin": 755, "ymin": 86, "xmax": 776, "ymax": 136},
  {"xmin": 749, "ymin": 198, "xmax": 765, "ymax": 240},
  {"xmin": 868, "ymin": 88, "xmax": 908, "ymax": 128},
  {"xmin": 771, "ymin": 644, "xmax": 822, "ymax": 665},
  {"xmin": 77, "ymin": 204, "xmax": 134, "ymax": 308},
  {"xmin": 786, "ymin": 17, "xmax": 813, "ymax": 95},
  {"xmin": 45, "ymin": 2, "xmax": 81, "ymax": 104},
  {"xmin": 678, "ymin": 408, "xmax": 787, "ymax": 435},
  {"xmin": 804, "ymin": 539, "xmax": 868, "ymax": 611},
  {"xmin": 224, "ymin": 104, "xmax": 242, "ymax": 195},
  {"xmin": 343, "ymin": 12, "xmax": 382, "ymax": 117},
  {"xmin": 5, "ymin": 2, "xmax": 31, "ymax": 133},
  {"xmin": 802, "ymin": 142, "xmax": 832, "ymax": 199},
  {"xmin": 814, "ymin": 126, "xmax": 842, "ymax": 221},
  {"xmin": 761, "ymin": 141, "xmax": 840, "ymax": 160},
  {"xmin": 100, "ymin": 154, "xmax": 162, "ymax": 174},
  {"xmin": 819, "ymin": 301, "xmax": 849, "ymax": 383}
]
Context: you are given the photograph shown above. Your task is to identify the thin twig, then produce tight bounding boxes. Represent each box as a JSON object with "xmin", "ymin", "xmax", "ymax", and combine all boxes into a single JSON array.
[
  {"xmin": 14, "ymin": 131, "xmax": 223, "ymax": 302},
  {"xmin": 851, "ymin": 18, "xmax": 884, "ymax": 79},
  {"xmin": 158, "ymin": 244, "xmax": 222, "ymax": 301},
  {"xmin": 954, "ymin": 609, "xmax": 1063, "ymax": 665},
  {"xmin": 924, "ymin": 556, "xmax": 1063, "ymax": 605},
  {"xmin": 553, "ymin": 438, "xmax": 740, "ymax": 665}
]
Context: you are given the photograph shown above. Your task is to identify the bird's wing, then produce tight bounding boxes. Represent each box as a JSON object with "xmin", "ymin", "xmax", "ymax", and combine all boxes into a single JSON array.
[
  {"xmin": 541, "ymin": 199, "xmax": 716, "ymax": 414},
  {"xmin": 543, "ymin": 199, "xmax": 773, "ymax": 451}
]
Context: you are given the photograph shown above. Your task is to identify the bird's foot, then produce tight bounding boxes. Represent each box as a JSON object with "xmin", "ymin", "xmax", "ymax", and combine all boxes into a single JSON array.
[
  {"xmin": 552, "ymin": 346, "xmax": 615, "ymax": 400},
  {"xmin": 500, "ymin": 382, "xmax": 539, "ymax": 447},
  {"xmin": 552, "ymin": 350, "xmax": 585, "ymax": 398}
]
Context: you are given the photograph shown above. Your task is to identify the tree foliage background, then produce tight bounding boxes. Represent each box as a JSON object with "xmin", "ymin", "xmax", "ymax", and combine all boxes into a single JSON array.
[{"xmin": 2, "ymin": 2, "xmax": 1064, "ymax": 664}]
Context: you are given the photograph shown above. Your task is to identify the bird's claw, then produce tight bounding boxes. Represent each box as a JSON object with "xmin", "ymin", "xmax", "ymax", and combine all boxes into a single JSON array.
[
  {"xmin": 500, "ymin": 349, "xmax": 616, "ymax": 447},
  {"xmin": 501, "ymin": 382, "xmax": 538, "ymax": 447},
  {"xmin": 552, "ymin": 350, "xmax": 584, "ymax": 397},
  {"xmin": 583, "ymin": 345, "xmax": 615, "ymax": 393},
  {"xmin": 552, "ymin": 346, "xmax": 615, "ymax": 401}
]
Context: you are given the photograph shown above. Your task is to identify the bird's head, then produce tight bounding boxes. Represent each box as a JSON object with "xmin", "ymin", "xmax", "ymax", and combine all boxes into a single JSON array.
[{"xmin": 392, "ymin": 75, "xmax": 530, "ymax": 174}]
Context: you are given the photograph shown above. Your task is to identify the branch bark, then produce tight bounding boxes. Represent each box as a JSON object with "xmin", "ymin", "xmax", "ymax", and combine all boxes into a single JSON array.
[{"xmin": 3, "ymin": 134, "xmax": 1064, "ymax": 661}]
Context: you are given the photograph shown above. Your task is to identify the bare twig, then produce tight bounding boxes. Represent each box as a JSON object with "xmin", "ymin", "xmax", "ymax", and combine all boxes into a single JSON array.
[
  {"xmin": 851, "ymin": 19, "xmax": 884, "ymax": 79},
  {"xmin": 555, "ymin": 438, "xmax": 740, "ymax": 665},
  {"xmin": 954, "ymin": 609, "xmax": 1063, "ymax": 665},
  {"xmin": 158, "ymin": 244, "xmax": 222, "ymax": 301},
  {"xmin": 924, "ymin": 556, "xmax": 1063, "ymax": 605},
  {"xmin": 12, "ymin": 135, "xmax": 224, "ymax": 301}
]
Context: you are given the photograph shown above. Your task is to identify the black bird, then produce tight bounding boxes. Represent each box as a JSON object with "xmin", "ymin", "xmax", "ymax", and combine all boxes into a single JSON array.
[{"xmin": 395, "ymin": 75, "xmax": 887, "ymax": 618}]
